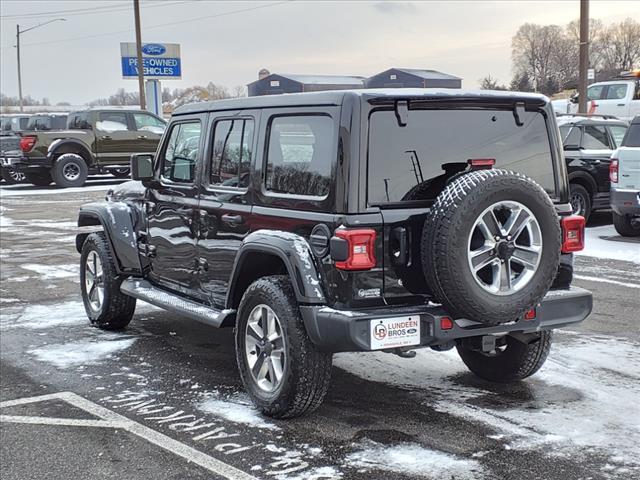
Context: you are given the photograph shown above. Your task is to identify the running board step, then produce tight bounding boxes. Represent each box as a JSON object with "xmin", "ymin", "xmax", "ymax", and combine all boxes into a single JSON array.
[{"xmin": 120, "ymin": 278, "xmax": 234, "ymax": 328}]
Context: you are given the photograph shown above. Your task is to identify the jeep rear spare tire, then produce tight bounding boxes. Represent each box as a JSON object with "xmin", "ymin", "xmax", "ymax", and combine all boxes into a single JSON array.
[
  {"xmin": 52, "ymin": 153, "xmax": 88, "ymax": 188},
  {"xmin": 422, "ymin": 169, "xmax": 561, "ymax": 324}
]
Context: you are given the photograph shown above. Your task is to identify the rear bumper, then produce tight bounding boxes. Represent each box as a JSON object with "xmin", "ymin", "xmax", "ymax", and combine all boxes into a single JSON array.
[
  {"xmin": 300, "ymin": 286, "xmax": 593, "ymax": 353},
  {"xmin": 0, "ymin": 155, "xmax": 51, "ymax": 171},
  {"xmin": 611, "ymin": 188, "xmax": 640, "ymax": 216}
]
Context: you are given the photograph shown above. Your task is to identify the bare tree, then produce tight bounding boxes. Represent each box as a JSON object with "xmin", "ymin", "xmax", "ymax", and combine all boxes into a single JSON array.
[
  {"xmin": 232, "ymin": 85, "xmax": 247, "ymax": 98},
  {"xmin": 600, "ymin": 18, "xmax": 640, "ymax": 71},
  {"xmin": 479, "ymin": 75, "xmax": 508, "ymax": 90}
]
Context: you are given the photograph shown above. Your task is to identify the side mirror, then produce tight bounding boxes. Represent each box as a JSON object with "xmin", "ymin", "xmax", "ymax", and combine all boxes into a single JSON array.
[{"xmin": 131, "ymin": 153, "xmax": 154, "ymax": 181}]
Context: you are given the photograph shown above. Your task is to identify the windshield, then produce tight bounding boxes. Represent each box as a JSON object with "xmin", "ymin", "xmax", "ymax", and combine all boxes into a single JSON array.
[{"xmin": 367, "ymin": 108, "xmax": 556, "ymax": 205}]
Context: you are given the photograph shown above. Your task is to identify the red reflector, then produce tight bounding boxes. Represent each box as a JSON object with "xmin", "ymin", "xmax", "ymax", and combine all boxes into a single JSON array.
[
  {"xmin": 524, "ymin": 308, "xmax": 536, "ymax": 320},
  {"xmin": 468, "ymin": 158, "xmax": 495, "ymax": 168},
  {"xmin": 609, "ymin": 159, "xmax": 618, "ymax": 183},
  {"xmin": 334, "ymin": 228, "xmax": 376, "ymax": 271},
  {"xmin": 440, "ymin": 316, "xmax": 454, "ymax": 330},
  {"xmin": 19, "ymin": 135, "xmax": 37, "ymax": 153},
  {"xmin": 561, "ymin": 215, "xmax": 585, "ymax": 253}
]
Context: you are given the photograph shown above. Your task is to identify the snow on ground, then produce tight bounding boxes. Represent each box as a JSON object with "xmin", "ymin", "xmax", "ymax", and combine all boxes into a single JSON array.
[
  {"xmin": 579, "ymin": 225, "xmax": 640, "ymax": 263},
  {"xmin": 335, "ymin": 332, "xmax": 640, "ymax": 472},
  {"xmin": 20, "ymin": 263, "xmax": 78, "ymax": 280},
  {"xmin": 0, "ymin": 301, "xmax": 87, "ymax": 329},
  {"xmin": 198, "ymin": 394, "xmax": 280, "ymax": 431},
  {"xmin": 0, "ymin": 183, "xmax": 117, "ymax": 197},
  {"xmin": 344, "ymin": 440, "xmax": 485, "ymax": 480},
  {"xmin": 28, "ymin": 337, "xmax": 136, "ymax": 368}
]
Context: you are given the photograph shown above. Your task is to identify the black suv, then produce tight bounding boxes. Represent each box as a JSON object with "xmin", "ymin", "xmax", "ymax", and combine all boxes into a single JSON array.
[
  {"xmin": 77, "ymin": 90, "xmax": 592, "ymax": 418},
  {"xmin": 557, "ymin": 114, "xmax": 628, "ymax": 221}
]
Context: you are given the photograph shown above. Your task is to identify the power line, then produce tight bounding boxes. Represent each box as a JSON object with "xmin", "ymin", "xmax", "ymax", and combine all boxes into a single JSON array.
[
  {"xmin": 5, "ymin": 1, "xmax": 292, "ymax": 49},
  {"xmin": 0, "ymin": 0, "xmax": 191, "ymax": 20}
]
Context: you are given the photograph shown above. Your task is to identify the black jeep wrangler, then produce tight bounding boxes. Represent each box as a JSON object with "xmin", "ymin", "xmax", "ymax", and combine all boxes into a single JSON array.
[{"xmin": 76, "ymin": 90, "xmax": 592, "ymax": 418}]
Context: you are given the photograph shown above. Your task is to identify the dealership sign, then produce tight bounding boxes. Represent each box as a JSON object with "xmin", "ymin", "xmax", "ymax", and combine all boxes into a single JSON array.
[{"xmin": 120, "ymin": 42, "xmax": 181, "ymax": 79}]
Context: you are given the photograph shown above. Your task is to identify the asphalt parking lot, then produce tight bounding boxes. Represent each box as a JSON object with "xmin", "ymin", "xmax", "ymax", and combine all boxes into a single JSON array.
[{"xmin": 1, "ymin": 180, "xmax": 639, "ymax": 480}]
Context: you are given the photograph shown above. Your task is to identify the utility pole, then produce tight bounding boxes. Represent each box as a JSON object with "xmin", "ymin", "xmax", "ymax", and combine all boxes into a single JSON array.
[
  {"xmin": 578, "ymin": 0, "xmax": 589, "ymax": 114},
  {"xmin": 16, "ymin": 25, "xmax": 23, "ymax": 112},
  {"xmin": 133, "ymin": 0, "xmax": 146, "ymax": 110}
]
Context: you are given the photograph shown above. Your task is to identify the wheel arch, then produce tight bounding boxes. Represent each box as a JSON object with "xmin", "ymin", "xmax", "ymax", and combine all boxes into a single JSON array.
[
  {"xmin": 48, "ymin": 139, "xmax": 95, "ymax": 166},
  {"xmin": 568, "ymin": 171, "xmax": 597, "ymax": 198}
]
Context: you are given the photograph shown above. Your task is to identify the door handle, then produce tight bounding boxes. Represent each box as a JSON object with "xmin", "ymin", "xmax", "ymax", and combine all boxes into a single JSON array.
[
  {"xmin": 221, "ymin": 214, "xmax": 243, "ymax": 225},
  {"xmin": 100, "ymin": 135, "xmax": 112, "ymax": 140},
  {"xmin": 617, "ymin": 103, "xmax": 626, "ymax": 107},
  {"xmin": 137, "ymin": 135, "xmax": 148, "ymax": 139}
]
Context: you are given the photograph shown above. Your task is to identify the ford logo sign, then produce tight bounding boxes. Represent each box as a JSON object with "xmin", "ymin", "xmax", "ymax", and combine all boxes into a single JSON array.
[{"xmin": 142, "ymin": 44, "xmax": 166, "ymax": 56}]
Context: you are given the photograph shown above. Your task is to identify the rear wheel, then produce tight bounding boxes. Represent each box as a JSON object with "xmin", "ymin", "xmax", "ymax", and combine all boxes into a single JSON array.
[
  {"xmin": 235, "ymin": 275, "xmax": 332, "ymax": 418},
  {"xmin": 52, "ymin": 153, "xmax": 88, "ymax": 188},
  {"xmin": 80, "ymin": 232, "xmax": 136, "ymax": 330},
  {"xmin": 613, "ymin": 212, "xmax": 640, "ymax": 237},
  {"xmin": 1, "ymin": 169, "xmax": 26, "ymax": 184},
  {"xmin": 109, "ymin": 167, "xmax": 130, "ymax": 179},
  {"xmin": 457, "ymin": 331, "xmax": 552, "ymax": 383},
  {"xmin": 24, "ymin": 171, "xmax": 52, "ymax": 187},
  {"xmin": 569, "ymin": 183, "xmax": 591, "ymax": 222}
]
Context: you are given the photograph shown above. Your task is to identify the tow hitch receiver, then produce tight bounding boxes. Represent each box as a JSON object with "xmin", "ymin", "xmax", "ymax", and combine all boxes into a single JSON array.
[{"xmin": 481, "ymin": 335, "xmax": 496, "ymax": 352}]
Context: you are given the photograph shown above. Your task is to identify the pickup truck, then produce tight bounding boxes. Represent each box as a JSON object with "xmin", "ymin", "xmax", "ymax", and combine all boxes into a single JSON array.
[
  {"xmin": 1, "ymin": 108, "xmax": 166, "ymax": 187},
  {"xmin": 552, "ymin": 74, "xmax": 640, "ymax": 121}
]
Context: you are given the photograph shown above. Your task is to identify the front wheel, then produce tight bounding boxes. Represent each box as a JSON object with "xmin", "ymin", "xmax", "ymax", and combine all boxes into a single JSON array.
[
  {"xmin": 52, "ymin": 153, "xmax": 88, "ymax": 188},
  {"xmin": 612, "ymin": 212, "xmax": 640, "ymax": 237},
  {"xmin": 235, "ymin": 275, "xmax": 333, "ymax": 418},
  {"xmin": 1, "ymin": 169, "xmax": 26, "ymax": 184},
  {"xmin": 456, "ymin": 331, "xmax": 552, "ymax": 383},
  {"xmin": 80, "ymin": 232, "xmax": 136, "ymax": 330},
  {"xmin": 109, "ymin": 167, "xmax": 130, "ymax": 179}
]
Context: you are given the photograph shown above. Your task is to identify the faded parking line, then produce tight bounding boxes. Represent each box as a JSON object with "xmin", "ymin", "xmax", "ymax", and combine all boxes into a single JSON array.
[{"xmin": 0, "ymin": 392, "xmax": 259, "ymax": 480}]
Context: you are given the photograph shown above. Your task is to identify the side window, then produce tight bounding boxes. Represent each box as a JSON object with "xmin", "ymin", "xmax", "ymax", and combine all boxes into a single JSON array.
[
  {"xmin": 265, "ymin": 115, "xmax": 334, "ymax": 197},
  {"xmin": 133, "ymin": 113, "xmax": 166, "ymax": 134},
  {"xmin": 162, "ymin": 122, "xmax": 201, "ymax": 183},
  {"xmin": 97, "ymin": 112, "xmax": 129, "ymax": 132},
  {"xmin": 210, "ymin": 119, "xmax": 254, "ymax": 188},
  {"xmin": 561, "ymin": 125, "xmax": 582, "ymax": 147},
  {"xmin": 582, "ymin": 125, "xmax": 612, "ymax": 150},
  {"xmin": 609, "ymin": 125, "xmax": 628, "ymax": 148},
  {"xmin": 605, "ymin": 84, "xmax": 627, "ymax": 100},
  {"xmin": 587, "ymin": 85, "xmax": 605, "ymax": 101}
]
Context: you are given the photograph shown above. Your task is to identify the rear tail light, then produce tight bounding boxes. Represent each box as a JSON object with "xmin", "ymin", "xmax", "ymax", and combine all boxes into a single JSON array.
[
  {"xmin": 609, "ymin": 159, "xmax": 618, "ymax": 183},
  {"xmin": 468, "ymin": 158, "xmax": 495, "ymax": 168},
  {"xmin": 524, "ymin": 308, "xmax": 537, "ymax": 320},
  {"xmin": 561, "ymin": 215, "xmax": 586, "ymax": 253},
  {"xmin": 440, "ymin": 316, "xmax": 454, "ymax": 330},
  {"xmin": 19, "ymin": 135, "xmax": 37, "ymax": 152},
  {"xmin": 333, "ymin": 228, "xmax": 376, "ymax": 270}
]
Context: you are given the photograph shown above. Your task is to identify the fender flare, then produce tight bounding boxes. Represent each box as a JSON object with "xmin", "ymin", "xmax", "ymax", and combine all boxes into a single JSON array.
[
  {"xmin": 226, "ymin": 230, "xmax": 326, "ymax": 308},
  {"xmin": 48, "ymin": 138, "xmax": 95, "ymax": 166},
  {"xmin": 568, "ymin": 171, "xmax": 598, "ymax": 196},
  {"xmin": 77, "ymin": 201, "xmax": 142, "ymax": 275}
]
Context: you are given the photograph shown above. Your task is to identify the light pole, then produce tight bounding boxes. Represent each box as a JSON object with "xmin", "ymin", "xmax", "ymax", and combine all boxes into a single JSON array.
[
  {"xmin": 16, "ymin": 18, "xmax": 66, "ymax": 112},
  {"xmin": 133, "ymin": 0, "xmax": 146, "ymax": 110},
  {"xmin": 578, "ymin": 0, "xmax": 589, "ymax": 114}
]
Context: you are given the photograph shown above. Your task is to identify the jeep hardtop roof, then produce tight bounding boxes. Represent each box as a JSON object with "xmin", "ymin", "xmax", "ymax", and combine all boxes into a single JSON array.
[
  {"xmin": 173, "ymin": 88, "xmax": 550, "ymax": 115},
  {"xmin": 556, "ymin": 115, "xmax": 628, "ymax": 127}
]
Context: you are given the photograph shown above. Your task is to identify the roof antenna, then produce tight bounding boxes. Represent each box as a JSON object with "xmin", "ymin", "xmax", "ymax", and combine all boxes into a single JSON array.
[{"xmin": 395, "ymin": 100, "xmax": 409, "ymax": 127}]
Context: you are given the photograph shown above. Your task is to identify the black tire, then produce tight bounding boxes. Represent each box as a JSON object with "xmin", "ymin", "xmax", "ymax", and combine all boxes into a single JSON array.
[
  {"xmin": 80, "ymin": 232, "xmax": 136, "ymax": 330},
  {"xmin": 24, "ymin": 171, "xmax": 52, "ymax": 187},
  {"xmin": 569, "ymin": 183, "xmax": 591, "ymax": 222},
  {"xmin": 612, "ymin": 212, "xmax": 640, "ymax": 237},
  {"xmin": 109, "ymin": 168, "xmax": 130, "ymax": 179},
  {"xmin": 51, "ymin": 153, "xmax": 88, "ymax": 188},
  {"xmin": 1, "ymin": 169, "xmax": 26, "ymax": 184},
  {"xmin": 235, "ymin": 275, "xmax": 332, "ymax": 418},
  {"xmin": 422, "ymin": 170, "xmax": 561, "ymax": 325},
  {"xmin": 457, "ymin": 331, "xmax": 552, "ymax": 383}
]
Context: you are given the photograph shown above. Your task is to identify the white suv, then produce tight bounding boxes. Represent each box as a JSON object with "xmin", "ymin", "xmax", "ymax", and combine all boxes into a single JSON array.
[{"xmin": 610, "ymin": 115, "xmax": 640, "ymax": 236}]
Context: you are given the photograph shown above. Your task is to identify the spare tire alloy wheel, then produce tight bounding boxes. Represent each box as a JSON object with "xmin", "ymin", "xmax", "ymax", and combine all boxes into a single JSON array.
[
  {"xmin": 468, "ymin": 201, "xmax": 542, "ymax": 295},
  {"xmin": 245, "ymin": 304, "xmax": 286, "ymax": 392}
]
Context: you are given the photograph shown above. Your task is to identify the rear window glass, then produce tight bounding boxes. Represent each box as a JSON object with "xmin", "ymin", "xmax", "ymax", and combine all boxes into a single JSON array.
[
  {"xmin": 622, "ymin": 124, "xmax": 640, "ymax": 148},
  {"xmin": 367, "ymin": 109, "xmax": 556, "ymax": 205}
]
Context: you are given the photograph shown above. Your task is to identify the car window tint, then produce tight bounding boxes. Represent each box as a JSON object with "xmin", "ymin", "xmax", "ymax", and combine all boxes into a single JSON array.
[
  {"xmin": 97, "ymin": 112, "xmax": 129, "ymax": 132},
  {"xmin": 162, "ymin": 121, "xmax": 201, "ymax": 183},
  {"xmin": 368, "ymin": 109, "xmax": 556, "ymax": 204},
  {"xmin": 265, "ymin": 115, "xmax": 334, "ymax": 197},
  {"xmin": 210, "ymin": 119, "xmax": 254, "ymax": 188},
  {"xmin": 605, "ymin": 84, "xmax": 627, "ymax": 100},
  {"xmin": 582, "ymin": 125, "xmax": 612, "ymax": 149},
  {"xmin": 133, "ymin": 113, "xmax": 166, "ymax": 134},
  {"xmin": 622, "ymin": 124, "xmax": 640, "ymax": 147},
  {"xmin": 587, "ymin": 85, "xmax": 605, "ymax": 101},
  {"xmin": 609, "ymin": 125, "xmax": 628, "ymax": 148}
]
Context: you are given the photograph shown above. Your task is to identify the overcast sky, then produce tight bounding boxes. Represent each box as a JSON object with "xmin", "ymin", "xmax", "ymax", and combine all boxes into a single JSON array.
[{"xmin": 1, "ymin": 0, "xmax": 638, "ymax": 105}]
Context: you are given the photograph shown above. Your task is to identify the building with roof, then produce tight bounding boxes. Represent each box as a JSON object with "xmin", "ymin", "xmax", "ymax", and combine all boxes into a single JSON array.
[
  {"xmin": 247, "ymin": 73, "xmax": 365, "ymax": 96},
  {"xmin": 365, "ymin": 68, "xmax": 462, "ymax": 89}
]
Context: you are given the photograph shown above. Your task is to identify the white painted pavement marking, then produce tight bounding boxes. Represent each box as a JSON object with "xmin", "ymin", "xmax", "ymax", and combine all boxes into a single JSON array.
[
  {"xmin": 573, "ymin": 274, "xmax": 640, "ymax": 289},
  {"xmin": 0, "ymin": 392, "xmax": 259, "ymax": 480}
]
